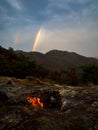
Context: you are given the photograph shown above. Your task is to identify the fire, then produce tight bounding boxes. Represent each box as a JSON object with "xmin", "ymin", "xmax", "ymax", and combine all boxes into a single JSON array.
[{"xmin": 26, "ymin": 96, "xmax": 43, "ymax": 107}]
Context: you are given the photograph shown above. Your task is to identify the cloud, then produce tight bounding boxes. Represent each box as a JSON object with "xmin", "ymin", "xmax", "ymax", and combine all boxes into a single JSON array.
[
  {"xmin": 0, "ymin": 6, "xmax": 7, "ymax": 14},
  {"xmin": 0, "ymin": 15, "xmax": 16, "ymax": 23},
  {"xmin": 41, "ymin": 0, "xmax": 98, "ymax": 37},
  {"xmin": 0, "ymin": 24, "xmax": 41, "ymax": 51},
  {"xmin": 48, "ymin": 0, "xmax": 69, "ymax": 9},
  {"xmin": 0, "ymin": 20, "xmax": 98, "ymax": 57},
  {"xmin": 35, "ymin": 27, "xmax": 98, "ymax": 57},
  {"xmin": 44, "ymin": 0, "xmax": 98, "ymax": 19},
  {"xmin": 0, "ymin": 0, "xmax": 97, "ymax": 57},
  {"xmin": 7, "ymin": 0, "xmax": 22, "ymax": 10},
  {"xmin": 39, "ymin": 0, "xmax": 98, "ymax": 29}
]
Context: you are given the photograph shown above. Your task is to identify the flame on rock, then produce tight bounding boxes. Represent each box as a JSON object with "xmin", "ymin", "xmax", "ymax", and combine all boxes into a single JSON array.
[{"xmin": 26, "ymin": 96, "xmax": 43, "ymax": 107}]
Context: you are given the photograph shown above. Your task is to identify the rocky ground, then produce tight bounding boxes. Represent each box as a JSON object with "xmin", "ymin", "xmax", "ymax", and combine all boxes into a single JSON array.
[{"xmin": 0, "ymin": 77, "xmax": 98, "ymax": 130}]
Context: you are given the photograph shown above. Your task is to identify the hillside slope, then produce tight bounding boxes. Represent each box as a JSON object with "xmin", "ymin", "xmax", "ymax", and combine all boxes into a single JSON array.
[{"xmin": 20, "ymin": 50, "xmax": 98, "ymax": 70}]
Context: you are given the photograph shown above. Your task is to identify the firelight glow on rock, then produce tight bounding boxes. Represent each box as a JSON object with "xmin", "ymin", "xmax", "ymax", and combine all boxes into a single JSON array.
[{"xmin": 26, "ymin": 96, "xmax": 43, "ymax": 107}]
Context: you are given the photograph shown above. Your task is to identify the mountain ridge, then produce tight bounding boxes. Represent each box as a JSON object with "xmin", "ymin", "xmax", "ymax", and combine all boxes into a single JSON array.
[
  {"xmin": 19, "ymin": 49, "xmax": 98, "ymax": 70},
  {"xmin": 0, "ymin": 45, "xmax": 98, "ymax": 71}
]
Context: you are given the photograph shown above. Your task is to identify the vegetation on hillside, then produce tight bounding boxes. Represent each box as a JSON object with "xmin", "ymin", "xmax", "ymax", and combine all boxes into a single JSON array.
[
  {"xmin": 0, "ymin": 46, "xmax": 98, "ymax": 85},
  {"xmin": 0, "ymin": 46, "xmax": 48, "ymax": 78},
  {"xmin": 80, "ymin": 63, "xmax": 98, "ymax": 85}
]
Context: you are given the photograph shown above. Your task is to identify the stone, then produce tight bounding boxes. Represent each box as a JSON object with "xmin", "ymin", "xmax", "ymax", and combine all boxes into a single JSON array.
[
  {"xmin": 0, "ymin": 77, "xmax": 98, "ymax": 130},
  {"xmin": 0, "ymin": 91, "xmax": 9, "ymax": 103}
]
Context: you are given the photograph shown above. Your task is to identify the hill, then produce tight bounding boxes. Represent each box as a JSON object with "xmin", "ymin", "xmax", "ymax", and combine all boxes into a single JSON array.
[
  {"xmin": 0, "ymin": 46, "xmax": 44, "ymax": 78},
  {"xmin": 20, "ymin": 49, "xmax": 98, "ymax": 70},
  {"xmin": 0, "ymin": 46, "xmax": 98, "ymax": 85}
]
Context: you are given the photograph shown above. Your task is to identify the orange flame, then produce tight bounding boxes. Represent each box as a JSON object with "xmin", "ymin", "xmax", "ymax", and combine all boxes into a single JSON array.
[{"xmin": 26, "ymin": 96, "xmax": 43, "ymax": 107}]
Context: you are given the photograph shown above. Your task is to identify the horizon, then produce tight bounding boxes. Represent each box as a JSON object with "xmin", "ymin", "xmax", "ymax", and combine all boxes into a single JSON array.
[
  {"xmin": 0, "ymin": 0, "xmax": 98, "ymax": 57},
  {"xmin": 1, "ymin": 45, "xmax": 97, "ymax": 58}
]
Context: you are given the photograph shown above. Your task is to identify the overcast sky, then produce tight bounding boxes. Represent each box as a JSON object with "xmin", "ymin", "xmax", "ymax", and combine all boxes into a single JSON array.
[{"xmin": 0, "ymin": 0, "xmax": 98, "ymax": 57}]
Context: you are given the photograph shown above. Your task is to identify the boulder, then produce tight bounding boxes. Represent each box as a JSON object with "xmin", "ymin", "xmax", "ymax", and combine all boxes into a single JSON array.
[{"xmin": 0, "ymin": 91, "xmax": 9, "ymax": 103}]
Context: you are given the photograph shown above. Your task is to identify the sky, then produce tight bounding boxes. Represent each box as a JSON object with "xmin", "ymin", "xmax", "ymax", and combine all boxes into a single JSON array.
[{"xmin": 0, "ymin": 0, "xmax": 98, "ymax": 57}]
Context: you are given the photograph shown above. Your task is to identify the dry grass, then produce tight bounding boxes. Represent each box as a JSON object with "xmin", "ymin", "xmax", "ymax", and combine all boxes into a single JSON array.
[{"xmin": 0, "ymin": 76, "xmax": 54, "ymax": 86}]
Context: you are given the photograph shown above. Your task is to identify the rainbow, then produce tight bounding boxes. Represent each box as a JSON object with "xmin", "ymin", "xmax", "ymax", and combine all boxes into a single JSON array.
[
  {"xmin": 32, "ymin": 28, "xmax": 41, "ymax": 52},
  {"xmin": 15, "ymin": 33, "xmax": 21, "ymax": 45}
]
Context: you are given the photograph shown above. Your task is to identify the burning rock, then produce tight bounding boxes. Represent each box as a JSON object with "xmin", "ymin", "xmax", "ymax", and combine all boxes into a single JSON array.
[
  {"xmin": 26, "ymin": 96, "xmax": 43, "ymax": 107},
  {"xmin": 26, "ymin": 89, "xmax": 61, "ymax": 109},
  {"xmin": 40, "ymin": 89, "xmax": 61, "ymax": 109}
]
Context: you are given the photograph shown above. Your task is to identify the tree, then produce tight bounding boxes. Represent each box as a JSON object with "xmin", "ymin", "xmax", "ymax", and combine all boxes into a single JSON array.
[
  {"xmin": 80, "ymin": 63, "xmax": 98, "ymax": 84},
  {"xmin": 8, "ymin": 47, "xmax": 14, "ymax": 51},
  {"xmin": 65, "ymin": 69, "xmax": 79, "ymax": 85}
]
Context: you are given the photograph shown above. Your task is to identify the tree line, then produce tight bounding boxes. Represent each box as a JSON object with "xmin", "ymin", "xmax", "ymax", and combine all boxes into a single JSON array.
[{"xmin": 0, "ymin": 46, "xmax": 98, "ymax": 85}]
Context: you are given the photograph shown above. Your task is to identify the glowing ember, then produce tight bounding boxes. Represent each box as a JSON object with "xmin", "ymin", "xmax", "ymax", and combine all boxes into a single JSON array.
[{"xmin": 26, "ymin": 96, "xmax": 43, "ymax": 107}]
